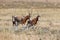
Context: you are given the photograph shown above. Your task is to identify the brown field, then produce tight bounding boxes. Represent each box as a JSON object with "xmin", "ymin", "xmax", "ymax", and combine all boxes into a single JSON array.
[{"xmin": 0, "ymin": 8, "xmax": 60, "ymax": 40}]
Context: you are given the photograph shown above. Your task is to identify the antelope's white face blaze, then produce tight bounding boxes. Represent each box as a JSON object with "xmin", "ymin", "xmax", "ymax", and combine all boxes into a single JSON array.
[{"xmin": 12, "ymin": 16, "xmax": 17, "ymax": 21}]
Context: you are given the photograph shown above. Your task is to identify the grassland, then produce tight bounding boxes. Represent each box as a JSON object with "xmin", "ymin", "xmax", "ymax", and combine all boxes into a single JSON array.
[
  {"xmin": 0, "ymin": 8, "xmax": 60, "ymax": 40},
  {"xmin": 0, "ymin": 1, "xmax": 60, "ymax": 8}
]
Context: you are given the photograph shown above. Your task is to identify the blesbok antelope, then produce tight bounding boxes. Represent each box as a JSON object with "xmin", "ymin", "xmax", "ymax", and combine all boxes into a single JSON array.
[
  {"xmin": 12, "ymin": 13, "xmax": 31, "ymax": 30},
  {"xmin": 12, "ymin": 16, "xmax": 21, "ymax": 26},
  {"xmin": 26, "ymin": 15, "xmax": 40, "ymax": 29}
]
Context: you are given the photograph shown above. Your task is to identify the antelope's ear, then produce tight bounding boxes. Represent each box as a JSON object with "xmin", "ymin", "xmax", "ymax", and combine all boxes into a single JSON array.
[
  {"xmin": 37, "ymin": 15, "xmax": 40, "ymax": 17},
  {"xmin": 12, "ymin": 16, "xmax": 15, "ymax": 18},
  {"xmin": 12, "ymin": 16, "xmax": 14, "ymax": 17}
]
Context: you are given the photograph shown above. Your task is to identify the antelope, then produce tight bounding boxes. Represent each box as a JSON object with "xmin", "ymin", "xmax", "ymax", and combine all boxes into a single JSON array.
[
  {"xmin": 26, "ymin": 15, "xmax": 40, "ymax": 29},
  {"xmin": 12, "ymin": 16, "xmax": 22, "ymax": 26},
  {"xmin": 12, "ymin": 13, "xmax": 31, "ymax": 30}
]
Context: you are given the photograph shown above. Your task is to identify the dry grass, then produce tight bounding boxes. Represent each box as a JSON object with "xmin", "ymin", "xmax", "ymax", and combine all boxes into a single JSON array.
[{"xmin": 0, "ymin": 8, "xmax": 60, "ymax": 40}]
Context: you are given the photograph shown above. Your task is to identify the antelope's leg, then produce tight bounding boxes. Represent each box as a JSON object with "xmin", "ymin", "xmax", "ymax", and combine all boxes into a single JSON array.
[
  {"xmin": 22, "ymin": 24, "xmax": 29, "ymax": 30},
  {"xmin": 20, "ymin": 24, "xmax": 27, "ymax": 31},
  {"xmin": 14, "ymin": 21, "xmax": 18, "ymax": 30},
  {"xmin": 27, "ymin": 24, "xmax": 32, "ymax": 29},
  {"xmin": 31, "ymin": 25, "xmax": 35, "ymax": 29}
]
